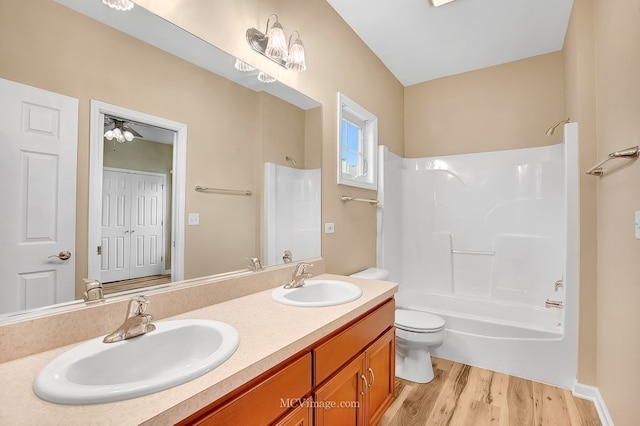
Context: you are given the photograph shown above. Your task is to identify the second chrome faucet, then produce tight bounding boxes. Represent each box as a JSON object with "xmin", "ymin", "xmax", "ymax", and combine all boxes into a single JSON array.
[{"xmin": 284, "ymin": 262, "xmax": 313, "ymax": 289}]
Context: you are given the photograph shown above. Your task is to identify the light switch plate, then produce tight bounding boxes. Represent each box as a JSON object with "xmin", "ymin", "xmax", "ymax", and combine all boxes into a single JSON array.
[
  {"xmin": 635, "ymin": 211, "xmax": 640, "ymax": 239},
  {"xmin": 188, "ymin": 213, "xmax": 200, "ymax": 226},
  {"xmin": 324, "ymin": 223, "xmax": 335, "ymax": 234}
]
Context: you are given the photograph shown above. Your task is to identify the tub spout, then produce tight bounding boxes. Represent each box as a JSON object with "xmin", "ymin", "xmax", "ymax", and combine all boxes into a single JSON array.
[{"xmin": 545, "ymin": 299, "xmax": 564, "ymax": 309}]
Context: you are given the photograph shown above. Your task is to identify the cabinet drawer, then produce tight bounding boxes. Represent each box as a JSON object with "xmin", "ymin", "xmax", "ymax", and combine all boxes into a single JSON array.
[
  {"xmin": 190, "ymin": 352, "xmax": 312, "ymax": 425},
  {"xmin": 314, "ymin": 299, "xmax": 394, "ymax": 385}
]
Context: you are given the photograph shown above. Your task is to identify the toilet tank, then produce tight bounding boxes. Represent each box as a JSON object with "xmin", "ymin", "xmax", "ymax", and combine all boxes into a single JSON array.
[{"xmin": 350, "ymin": 268, "xmax": 390, "ymax": 280}]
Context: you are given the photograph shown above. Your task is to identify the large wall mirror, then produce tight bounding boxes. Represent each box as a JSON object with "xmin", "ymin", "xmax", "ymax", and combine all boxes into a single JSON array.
[{"xmin": 0, "ymin": 0, "xmax": 322, "ymax": 320}]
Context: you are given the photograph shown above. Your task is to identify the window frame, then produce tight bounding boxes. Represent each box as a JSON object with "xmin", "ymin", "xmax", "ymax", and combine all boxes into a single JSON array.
[{"xmin": 336, "ymin": 92, "xmax": 378, "ymax": 190}]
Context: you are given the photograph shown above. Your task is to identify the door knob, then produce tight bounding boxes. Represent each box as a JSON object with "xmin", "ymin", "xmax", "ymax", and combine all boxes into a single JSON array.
[{"xmin": 48, "ymin": 251, "xmax": 71, "ymax": 261}]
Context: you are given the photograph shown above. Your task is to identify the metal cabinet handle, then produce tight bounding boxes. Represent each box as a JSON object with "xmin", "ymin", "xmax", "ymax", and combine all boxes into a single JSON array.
[
  {"xmin": 360, "ymin": 374, "xmax": 369, "ymax": 395},
  {"xmin": 368, "ymin": 367, "xmax": 375, "ymax": 388},
  {"xmin": 48, "ymin": 251, "xmax": 71, "ymax": 261}
]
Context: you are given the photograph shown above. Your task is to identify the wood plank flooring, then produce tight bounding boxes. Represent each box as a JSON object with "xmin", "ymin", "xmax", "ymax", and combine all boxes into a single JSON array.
[
  {"xmin": 379, "ymin": 357, "xmax": 601, "ymax": 426},
  {"xmin": 102, "ymin": 274, "xmax": 172, "ymax": 295}
]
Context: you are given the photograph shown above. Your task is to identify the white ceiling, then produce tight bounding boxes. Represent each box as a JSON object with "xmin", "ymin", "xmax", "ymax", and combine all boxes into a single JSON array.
[{"xmin": 327, "ymin": 0, "xmax": 574, "ymax": 86}]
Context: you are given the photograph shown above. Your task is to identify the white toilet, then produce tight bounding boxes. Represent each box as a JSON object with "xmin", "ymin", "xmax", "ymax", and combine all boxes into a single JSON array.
[{"xmin": 350, "ymin": 268, "xmax": 446, "ymax": 383}]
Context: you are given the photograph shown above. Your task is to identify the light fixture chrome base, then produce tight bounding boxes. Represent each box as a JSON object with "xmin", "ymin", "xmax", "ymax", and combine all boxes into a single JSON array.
[{"xmin": 246, "ymin": 28, "xmax": 287, "ymax": 68}]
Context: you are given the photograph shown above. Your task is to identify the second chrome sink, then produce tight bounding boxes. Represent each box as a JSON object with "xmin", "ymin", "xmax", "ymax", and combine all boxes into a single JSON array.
[
  {"xmin": 271, "ymin": 279, "xmax": 363, "ymax": 307},
  {"xmin": 33, "ymin": 319, "xmax": 239, "ymax": 405}
]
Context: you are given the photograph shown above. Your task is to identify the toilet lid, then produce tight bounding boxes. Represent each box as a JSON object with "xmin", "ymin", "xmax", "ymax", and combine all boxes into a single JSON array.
[{"xmin": 395, "ymin": 309, "xmax": 445, "ymax": 332}]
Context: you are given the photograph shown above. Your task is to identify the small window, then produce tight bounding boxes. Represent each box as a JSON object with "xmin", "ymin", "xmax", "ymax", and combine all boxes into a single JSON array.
[{"xmin": 337, "ymin": 93, "xmax": 378, "ymax": 190}]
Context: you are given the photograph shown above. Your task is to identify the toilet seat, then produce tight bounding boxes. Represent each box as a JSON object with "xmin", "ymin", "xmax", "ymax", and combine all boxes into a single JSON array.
[{"xmin": 395, "ymin": 309, "xmax": 445, "ymax": 333}]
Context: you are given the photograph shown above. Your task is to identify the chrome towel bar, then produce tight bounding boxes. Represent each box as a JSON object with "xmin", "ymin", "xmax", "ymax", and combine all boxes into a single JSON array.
[
  {"xmin": 586, "ymin": 145, "xmax": 639, "ymax": 176},
  {"xmin": 340, "ymin": 196, "xmax": 379, "ymax": 205},
  {"xmin": 195, "ymin": 186, "xmax": 253, "ymax": 196}
]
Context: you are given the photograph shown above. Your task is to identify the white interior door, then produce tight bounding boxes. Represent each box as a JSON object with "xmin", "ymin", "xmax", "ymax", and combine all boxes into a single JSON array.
[
  {"xmin": 129, "ymin": 173, "xmax": 165, "ymax": 279},
  {"xmin": 101, "ymin": 169, "xmax": 131, "ymax": 283},
  {"xmin": 101, "ymin": 169, "xmax": 165, "ymax": 282},
  {"xmin": 0, "ymin": 78, "xmax": 78, "ymax": 315}
]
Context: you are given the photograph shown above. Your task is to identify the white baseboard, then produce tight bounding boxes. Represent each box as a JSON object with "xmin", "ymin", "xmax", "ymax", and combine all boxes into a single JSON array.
[{"xmin": 573, "ymin": 383, "xmax": 614, "ymax": 426}]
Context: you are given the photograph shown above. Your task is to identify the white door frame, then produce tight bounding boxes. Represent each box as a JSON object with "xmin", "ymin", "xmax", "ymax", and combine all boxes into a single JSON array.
[{"xmin": 88, "ymin": 100, "xmax": 186, "ymax": 282}]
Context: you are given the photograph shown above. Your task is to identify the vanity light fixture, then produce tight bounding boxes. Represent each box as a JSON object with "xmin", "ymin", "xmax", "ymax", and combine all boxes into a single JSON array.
[
  {"xmin": 102, "ymin": 0, "xmax": 135, "ymax": 11},
  {"xmin": 234, "ymin": 58, "xmax": 276, "ymax": 84},
  {"xmin": 246, "ymin": 15, "xmax": 307, "ymax": 71},
  {"xmin": 286, "ymin": 32, "xmax": 306, "ymax": 72},
  {"xmin": 257, "ymin": 71, "xmax": 276, "ymax": 84},
  {"xmin": 264, "ymin": 15, "xmax": 287, "ymax": 60},
  {"xmin": 234, "ymin": 59, "xmax": 255, "ymax": 72}
]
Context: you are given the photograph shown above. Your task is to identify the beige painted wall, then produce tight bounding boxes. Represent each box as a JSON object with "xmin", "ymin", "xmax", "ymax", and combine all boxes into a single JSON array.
[
  {"xmin": 566, "ymin": 0, "xmax": 640, "ymax": 422},
  {"xmin": 404, "ymin": 52, "xmax": 565, "ymax": 157},
  {"xmin": 563, "ymin": 0, "xmax": 598, "ymax": 388},
  {"xmin": 134, "ymin": 0, "xmax": 405, "ymax": 276},
  {"xmin": 593, "ymin": 0, "xmax": 640, "ymax": 423},
  {"xmin": 0, "ymin": 0, "xmax": 315, "ymax": 297}
]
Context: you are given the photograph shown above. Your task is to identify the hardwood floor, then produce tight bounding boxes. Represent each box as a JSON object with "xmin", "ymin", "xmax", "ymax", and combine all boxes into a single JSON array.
[
  {"xmin": 102, "ymin": 274, "xmax": 172, "ymax": 295},
  {"xmin": 379, "ymin": 357, "xmax": 601, "ymax": 426}
]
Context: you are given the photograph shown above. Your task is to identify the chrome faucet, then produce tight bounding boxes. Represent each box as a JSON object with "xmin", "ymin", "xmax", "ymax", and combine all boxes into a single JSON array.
[
  {"xmin": 545, "ymin": 299, "xmax": 564, "ymax": 309},
  {"xmin": 247, "ymin": 256, "xmax": 263, "ymax": 271},
  {"xmin": 103, "ymin": 295, "xmax": 156, "ymax": 343},
  {"xmin": 83, "ymin": 278, "xmax": 104, "ymax": 303},
  {"xmin": 284, "ymin": 262, "xmax": 313, "ymax": 289}
]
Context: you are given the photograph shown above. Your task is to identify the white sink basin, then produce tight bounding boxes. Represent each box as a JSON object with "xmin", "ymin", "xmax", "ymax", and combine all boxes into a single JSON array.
[
  {"xmin": 271, "ymin": 279, "xmax": 363, "ymax": 307},
  {"xmin": 33, "ymin": 319, "xmax": 239, "ymax": 405}
]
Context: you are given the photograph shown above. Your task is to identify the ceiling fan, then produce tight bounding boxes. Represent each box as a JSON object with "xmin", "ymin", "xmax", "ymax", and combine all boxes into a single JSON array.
[{"xmin": 103, "ymin": 116, "xmax": 144, "ymax": 143}]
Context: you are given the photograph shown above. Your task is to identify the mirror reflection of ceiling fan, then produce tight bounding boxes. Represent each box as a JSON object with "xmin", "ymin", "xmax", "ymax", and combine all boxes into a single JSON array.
[{"xmin": 103, "ymin": 116, "xmax": 144, "ymax": 143}]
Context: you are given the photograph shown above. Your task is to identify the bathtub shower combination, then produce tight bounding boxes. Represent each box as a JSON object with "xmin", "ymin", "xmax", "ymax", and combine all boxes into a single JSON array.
[
  {"xmin": 378, "ymin": 124, "xmax": 579, "ymax": 389},
  {"xmin": 263, "ymin": 163, "xmax": 321, "ymax": 266}
]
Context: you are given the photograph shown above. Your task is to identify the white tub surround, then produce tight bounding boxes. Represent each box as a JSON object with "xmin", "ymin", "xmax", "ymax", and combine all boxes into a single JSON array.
[
  {"xmin": 378, "ymin": 123, "xmax": 579, "ymax": 389},
  {"xmin": 264, "ymin": 163, "xmax": 321, "ymax": 266},
  {"xmin": 0, "ymin": 274, "xmax": 396, "ymax": 425}
]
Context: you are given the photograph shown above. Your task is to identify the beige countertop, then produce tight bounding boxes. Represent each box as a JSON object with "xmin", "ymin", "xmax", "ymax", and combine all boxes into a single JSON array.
[{"xmin": 0, "ymin": 274, "xmax": 397, "ymax": 425}]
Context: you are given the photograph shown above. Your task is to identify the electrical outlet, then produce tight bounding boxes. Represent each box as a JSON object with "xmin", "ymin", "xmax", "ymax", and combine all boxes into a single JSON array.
[{"xmin": 324, "ymin": 222, "xmax": 335, "ymax": 234}]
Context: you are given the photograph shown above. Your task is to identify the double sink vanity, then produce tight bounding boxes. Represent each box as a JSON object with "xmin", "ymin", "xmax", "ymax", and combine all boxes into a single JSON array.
[{"xmin": 0, "ymin": 262, "xmax": 397, "ymax": 425}]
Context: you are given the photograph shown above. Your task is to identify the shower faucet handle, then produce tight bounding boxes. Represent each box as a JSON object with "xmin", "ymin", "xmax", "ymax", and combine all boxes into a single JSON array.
[{"xmin": 554, "ymin": 279, "xmax": 564, "ymax": 292}]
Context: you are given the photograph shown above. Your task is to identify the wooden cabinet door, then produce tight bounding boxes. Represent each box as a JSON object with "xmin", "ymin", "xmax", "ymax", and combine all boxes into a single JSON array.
[
  {"xmin": 273, "ymin": 400, "xmax": 313, "ymax": 426},
  {"xmin": 182, "ymin": 353, "xmax": 312, "ymax": 426},
  {"xmin": 364, "ymin": 328, "xmax": 396, "ymax": 425},
  {"xmin": 314, "ymin": 354, "xmax": 366, "ymax": 426}
]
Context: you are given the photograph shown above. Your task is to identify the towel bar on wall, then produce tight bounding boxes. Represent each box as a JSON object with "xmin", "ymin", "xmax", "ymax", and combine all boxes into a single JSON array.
[
  {"xmin": 585, "ymin": 145, "xmax": 639, "ymax": 176},
  {"xmin": 340, "ymin": 195, "xmax": 379, "ymax": 205},
  {"xmin": 195, "ymin": 186, "xmax": 253, "ymax": 196}
]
